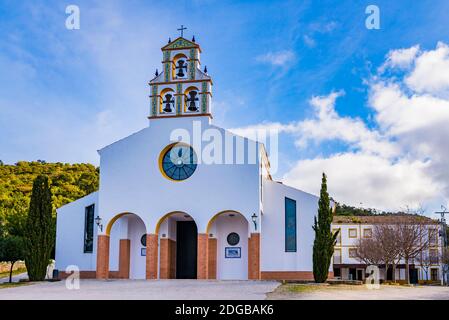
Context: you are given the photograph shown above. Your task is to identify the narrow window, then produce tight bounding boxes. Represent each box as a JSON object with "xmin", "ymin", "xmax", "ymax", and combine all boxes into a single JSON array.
[
  {"xmin": 431, "ymin": 268, "xmax": 438, "ymax": 281},
  {"xmin": 428, "ymin": 228, "xmax": 438, "ymax": 246},
  {"xmin": 349, "ymin": 248, "xmax": 357, "ymax": 258},
  {"xmin": 285, "ymin": 197, "xmax": 297, "ymax": 252},
  {"xmin": 334, "ymin": 249, "xmax": 342, "ymax": 264},
  {"xmin": 429, "ymin": 249, "xmax": 439, "ymax": 264},
  {"xmin": 363, "ymin": 228, "xmax": 372, "ymax": 238},
  {"xmin": 84, "ymin": 204, "xmax": 95, "ymax": 253},
  {"xmin": 333, "ymin": 228, "xmax": 341, "ymax": 244}
]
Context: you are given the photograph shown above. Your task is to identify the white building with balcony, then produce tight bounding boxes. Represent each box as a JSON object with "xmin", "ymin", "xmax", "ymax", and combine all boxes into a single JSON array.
[{"xmin": 331, "ymin": 215, "xmax": 443, "ymax": 283}]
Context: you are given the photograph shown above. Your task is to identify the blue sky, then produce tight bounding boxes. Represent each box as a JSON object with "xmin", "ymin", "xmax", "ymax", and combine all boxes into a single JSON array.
[{"xmin": 1, "ymin": 0, "xmax": 449, "ymax": 212}]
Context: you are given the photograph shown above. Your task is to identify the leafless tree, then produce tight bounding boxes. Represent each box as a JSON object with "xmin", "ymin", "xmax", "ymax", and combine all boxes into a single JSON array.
[
  {"xmin": 396, "ymin": 217, "xmax": 438, "ymax": 284},
  {"xmin": 374, "ymin": 223, "xmax": 402, "ymax": 282},
  {"xmin": 354, "ymin": 214, "xmax": 439, "ymax": 284},
  {"xmin": 442, "ymin": 247, "xmax": 449, "ymax": 285},
  {"xmin": 417, "ymin": 251, "xmax": 433, "ymax": 281},
  {"xmin": 355, "ymin": 237, "xmax": 383, "ymax": 265}
]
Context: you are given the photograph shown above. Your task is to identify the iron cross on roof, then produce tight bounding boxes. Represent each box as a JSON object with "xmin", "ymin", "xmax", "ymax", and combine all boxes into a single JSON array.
[{"xmin": 177, "ymin": 25, "xmax": 187, "ymax": 37}]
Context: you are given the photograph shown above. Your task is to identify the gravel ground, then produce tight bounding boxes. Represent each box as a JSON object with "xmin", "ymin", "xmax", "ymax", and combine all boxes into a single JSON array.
[
  {"xmin": 267, "ymin": 283, "xmax": 449, "ymax": 300},
  {"xmin": 0, "ymin": 279, "xmax": 280, "ymax": 300},
  {"xmin": 2, "ymin": 279, "xmax": 448, "ymax": 300}
]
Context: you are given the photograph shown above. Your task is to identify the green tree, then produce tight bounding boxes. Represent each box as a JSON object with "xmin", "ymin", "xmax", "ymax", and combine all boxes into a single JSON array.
[
  {"xmin": 0, "ymin": 236, "xmax": 25, "ymax": 283},
  {"xmin": 313, "ymin": 173, "xmax": 339, "ymax": 283},
  {"xmin": 4, "ymin": 196, "xmax": 29, "ymax": 237},
  {"xmin": 24, "ymin": 175, "xmax": 55, "ymax": 281},
  {"xmin": 0, "ymin": 161, "xmax": 99, "ymax": 251}
]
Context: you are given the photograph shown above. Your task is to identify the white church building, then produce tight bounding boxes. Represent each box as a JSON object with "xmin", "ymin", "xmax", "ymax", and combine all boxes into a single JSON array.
[{"xmin": 55, "ymin": 35, "xmax": 326, "ymax": 281}]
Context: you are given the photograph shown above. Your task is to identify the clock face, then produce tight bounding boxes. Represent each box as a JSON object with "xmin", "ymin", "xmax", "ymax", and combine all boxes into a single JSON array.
[{"xmin": 161, "ymin": 144, "xmax": 197, "ymax": 181}]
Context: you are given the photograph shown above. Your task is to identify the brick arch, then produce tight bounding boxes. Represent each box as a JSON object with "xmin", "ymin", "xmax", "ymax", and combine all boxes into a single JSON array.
[
  {"xmin": 105, "ymin": 212, "xmax": 147, "ymax": 236},
  {"xmin": 153, "ymin": 211, "xmax": 201, "ymax": 279},
  {"xmin": 97, "ymin": 212, "xmax": 147, "ymax": 280},
  {"xmin": 154, "ymin": 210, "xmax": 198, "ymax": 234},
  {"xmin": 206, "ymin": 210, "xmax": 253, "ymax": 280},
  {"xmin": 206, "ymin": 210, "xmax": 249, "ymax": 235}
]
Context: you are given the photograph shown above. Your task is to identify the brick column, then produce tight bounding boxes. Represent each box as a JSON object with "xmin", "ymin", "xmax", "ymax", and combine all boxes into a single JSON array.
[
  {"xmin": 96, "ymin": 235, "xmax": 110, "ymax": 279},
  {"xmin": 207, "ymin": 238, "xmax": 217, "ymax": 279},
  {"xmin": 248, "ymin": 233, "xmax": 261, "ymax": 280},
  {"xmin": 197, "ymin": 233, "xmax": 208, "ymax": 279},
  {"xmin": 146, "ymin": 234, "xmax": 158, "ymax": 279},
  {"xmin": 118, "ymin": 239, "xmax": 130, "ymax": 279},
  {"xmin": 159, "ymin": 238, "xmax": 170, "ymax": 279}
]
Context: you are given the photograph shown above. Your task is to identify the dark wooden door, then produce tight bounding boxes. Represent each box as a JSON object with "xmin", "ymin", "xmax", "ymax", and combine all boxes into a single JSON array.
[
  {"xmin": 387, "ymin": 267, "xmax": 393, "ymax": 280},
  {"xmin": 349, "ymin": 268, "xmax": 356, "ymax": 280},
  {"xmin": 409, "ymin": 268, "xmax": 418, "ymax": 284},
  {"xmin": 176, "ymin": 221, "xmax": 197, "ymax": 279},
  {"xmin": 357, "ymin": 269, "xmax": 363, "ymax": 281}
]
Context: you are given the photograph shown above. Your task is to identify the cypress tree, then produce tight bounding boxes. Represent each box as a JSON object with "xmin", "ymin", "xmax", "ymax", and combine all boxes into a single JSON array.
[
  {"xmin": 24, "ymin": 175, "xmax": 55, "ymax": 281},
  {"xmin": 312, "ymin": 173, "xmax": 339, "ymax": 283}
]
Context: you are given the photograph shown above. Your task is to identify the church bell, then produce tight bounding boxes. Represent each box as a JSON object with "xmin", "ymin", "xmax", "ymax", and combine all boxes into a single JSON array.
[
  {"xmin": 163, "ymin": 94, "xmax": 174, "ymax": 113},
  {"xmin": 176, "ymin": 60, "xmax": 187, "ymax": 78}
]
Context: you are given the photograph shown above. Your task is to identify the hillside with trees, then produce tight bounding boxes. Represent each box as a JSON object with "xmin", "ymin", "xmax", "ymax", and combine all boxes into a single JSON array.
[
  {"xmin": 0, "ymin": 161, "xmax": 441, "ymax": 235},
  {"xmin": 0, "ymin": 161, "xmax": 99, "ymax": 237}
]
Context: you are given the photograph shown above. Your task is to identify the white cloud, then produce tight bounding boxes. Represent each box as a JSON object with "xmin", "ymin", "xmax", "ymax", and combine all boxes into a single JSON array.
[
  {"xmin": 294, "ymin": 91, "xmax": 398, "ymax": 157},
  {"xmin": 303, "ymin": 35, "xmax": 316, "ymax": 48},
  {"xmin": 379, "ymin": 45, "xmax": 420, "ymax": 71},
  {"xmin": 405, "ymin": 42, "xmax": 449, "ymax": 96},
  {"xmin": 235, "ymin": 43, "xmax": 449, "ymax": 212},
  {"xmin": 229, "ymin": 121, "xmax": 297, "ymax": 139},
  {"xmin": 283, "ymin": 153, "xmax": 438, "ymax": 210},
  {"xmin": 231, "ymin": 90, "xmax": 397, "ymax": 158},
  {"xmin": 256, "ymin": 50, "xmax": 295, "ymax": 67},
  {"xmin": 308, "ymin": 21, "xmax": 338, "ymax": 34},
  {"xmin": 302, "ymin": 20, "xmax": 338, "ymax": 49}
]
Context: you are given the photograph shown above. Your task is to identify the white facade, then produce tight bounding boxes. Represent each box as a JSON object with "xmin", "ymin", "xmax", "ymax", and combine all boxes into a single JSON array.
[
  {"xmin": 55, "ymin": 36, "xmax": 321, "ymax": 280},
  {"xmin": 331, "ymin": 219, "xmax": 443, "ymax": 283},
  {"xmin": 55, "ymin": 192, "xmax": 98, "ymax": 272},
  {"xmin": 261, "ymin": 180, "xmax": 318, "ymax": 273}
]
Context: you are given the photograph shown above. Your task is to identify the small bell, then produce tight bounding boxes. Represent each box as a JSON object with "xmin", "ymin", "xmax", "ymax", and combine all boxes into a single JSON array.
[
  {"xmin": 176, "ymin": 60, "xmax": 187, "ymax": 78},
  {"xmin": 163, "ymin": 94, "xmax": 173, "ymax": 113},
  {"xmin": 187, "ymin": 91, "xmax": 199, "ymax": 112}
]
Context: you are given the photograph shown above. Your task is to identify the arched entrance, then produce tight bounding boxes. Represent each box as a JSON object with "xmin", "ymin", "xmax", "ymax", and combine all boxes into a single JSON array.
[
  {"xmin": 156, "ymin": 212, "xmax": 198, "ymax": 279},
  {"xmin": 105, "ymin": 212, "xmax": 147, "ymax": 279},
  {"xmin": 207, "ymin": 211, "xmax": 249, "ymax": 280}
]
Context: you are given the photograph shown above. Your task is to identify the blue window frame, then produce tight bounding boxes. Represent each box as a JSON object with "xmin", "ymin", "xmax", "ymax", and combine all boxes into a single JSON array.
[
  {"xmin": 84, "ymin": 204, "xmax": 95, "ymax": 253},
  {"xmin": 285, "ymin": 197, "xmax": 297, "ymax": 252}
]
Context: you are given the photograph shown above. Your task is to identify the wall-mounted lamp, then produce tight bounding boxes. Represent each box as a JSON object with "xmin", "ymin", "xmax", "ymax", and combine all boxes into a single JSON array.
[
  {"xmin": 95, "ymin": 215, "xmax": 103, "ymax": 232},
  {"xmin": 251, "ymin": 213, "xmax": 258, "ymax": 231}
]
